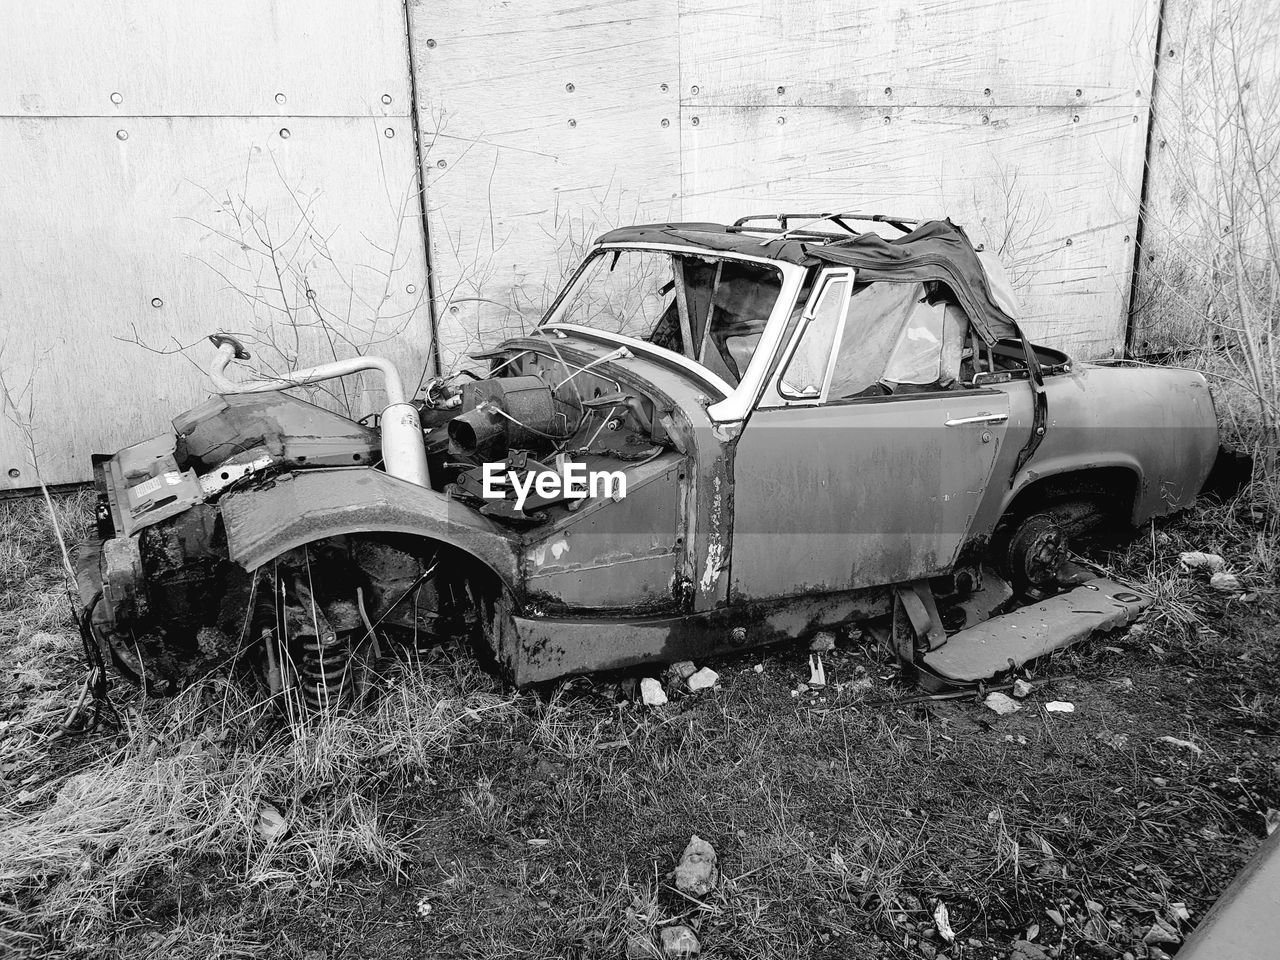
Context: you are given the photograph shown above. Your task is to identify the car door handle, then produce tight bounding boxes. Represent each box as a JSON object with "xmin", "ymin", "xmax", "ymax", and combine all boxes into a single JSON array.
[{"xmin": 944, "ymin": 413, "xmax": 1009, "ymax": 426}]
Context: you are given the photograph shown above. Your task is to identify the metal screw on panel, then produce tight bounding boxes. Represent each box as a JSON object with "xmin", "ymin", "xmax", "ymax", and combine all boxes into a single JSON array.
[
  {"xmin": 1065, "ymin": 238, "xmax": 1073, "ymax": 246},
  {"xmin": 450, "ymin": 305, "xmax": 460, "ymax": 314},
  {"xmin": 565, "ymin": 82, "xmax": 575, "ymax": 92},
  {"xmin": 406, "ymin": 283, "xmax": 416, "ymax": 294},
  {"xmin": 568, "ymin": 118, "xmax": 577, "ymax": 127},
  {"xmin": 279, "ymin": 127, "xmax": 290, "ymax": 138},
  {"xmin": 661, "ymin": 118, "xmax": 670, "ymax": 127},
  {"xmin": 7, "ymin": 469, "xmax": 19, "ymax": 479},
  {"xmin": 275, "ymin": 92, "xmax": 286, "ymax": 104},
  {"xmin": 436, "ymin": 158, "xmax": 446, "ymax": 168},
  {"xmin": 731, "ymin": 626, "xmax": 747, "ymax": 644},
  {"xmin": 110, "ymin": 92, "xmax": 123, "ymax": 104},
  {"xmin": 1072, "ymin": 115, "xmax": 1080, "ymax": 122},
  {"xmin": 382, "ymin": 94, "xmax": 392, "ymax": 104},
  {"xmin": 151, "ymin": 297, "xmax": 163, "ymax": 308},
  {"xmin": 777, "ymin": 116, "xmax": 785, "ymax": 124},
  {"xmin": 1133, "ymin": 115, "xmax": 1139, "ymax": 122},
  {"xmin": 426, "ymin": 38, "xmax": 437, "ymax": 48},
  {"xmin": 777, "ymin": 85, "xmax": 785, "ymax": 94},
  {"xmin": 884, "ymin": 86, "xmax": 892, "ymax": 96},
  {"xmin": 981, "ymin": 431, "xmax": 992, "ymax": 443},
  {"xmin": 116, "ymin": 129, "xmax": 128, "ymax": 140},
  {"xmin": 883, "ymin": 116, "xmax": 891, "ymax": 124},
  {"xmin": 690, "ymin": 85, "xmax": 699, "ymax": 95},
  {"xmin": 981, "ymin": 114, "xmax": 990, "ymax": 124},
  {"xmin": 983, "ymin": 87, "xmax": 992, "ymax": 96},
  {"xmin": 1075, "ymin": 88, "xmax": 1083, "ymax": 97},
  {"xmin": 691, "ymin": 116, "xmax": 699, "ymax": 125},
  {"xmin": 384, "ymin": 127, "xmax": 395, "ymax": 137},
  {"xmin": 1123, "ymin": 235, "xmax": 1131, "ymax": 243},
  {"xmin": 305, "ymin": 288, "xmax": 317, "ymax": 300},
  {"xmin": 660, "ymin": 83, "xmax": 669, "ymax": 92},
  {"xmin": 1035, "ymin": 426, "xmax": 1046, "ymax": 435}
]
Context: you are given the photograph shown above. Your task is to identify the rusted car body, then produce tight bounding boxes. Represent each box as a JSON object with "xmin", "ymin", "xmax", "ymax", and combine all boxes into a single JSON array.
[{"xmin": 76, "ymin": 214, "xmax": 1218, "ymax": 700}]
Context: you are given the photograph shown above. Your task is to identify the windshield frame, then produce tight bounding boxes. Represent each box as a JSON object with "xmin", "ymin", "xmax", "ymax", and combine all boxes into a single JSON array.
[{"xmin": 540, "ymin": 242, "xmax": 808, "ymax": 423}]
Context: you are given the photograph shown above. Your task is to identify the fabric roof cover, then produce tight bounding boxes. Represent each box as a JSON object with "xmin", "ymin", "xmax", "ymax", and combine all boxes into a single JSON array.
[
  {"xmin": 809, "ymin": 219, "xmax": 1018, "ymax": 343},
  {"xmin": 596, "ymin": 219, "xmax": 1019, "ymax": 343}
]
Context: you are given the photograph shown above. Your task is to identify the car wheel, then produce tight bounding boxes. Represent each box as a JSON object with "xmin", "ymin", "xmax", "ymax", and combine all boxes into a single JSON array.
[{"xmin": 1004, "ymin": 513, "xmax": 1068, "ymax": 596}]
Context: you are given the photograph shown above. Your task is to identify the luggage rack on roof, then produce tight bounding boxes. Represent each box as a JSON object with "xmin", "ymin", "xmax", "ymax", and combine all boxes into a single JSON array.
[{"xmin": 728, "ymin": 211, "xmax": 920, "ymax": 243}]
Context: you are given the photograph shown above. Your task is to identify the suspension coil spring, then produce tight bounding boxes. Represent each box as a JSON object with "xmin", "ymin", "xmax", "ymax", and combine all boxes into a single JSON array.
[{"xmin": 298, "ymin": 630, "xmax": 353, "ymax": 712}]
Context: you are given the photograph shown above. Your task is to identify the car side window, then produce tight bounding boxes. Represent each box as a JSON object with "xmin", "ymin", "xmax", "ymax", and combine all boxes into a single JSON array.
[{"xmin": 777, "ymin": 272, "xmax": 851, "ymax": 400}]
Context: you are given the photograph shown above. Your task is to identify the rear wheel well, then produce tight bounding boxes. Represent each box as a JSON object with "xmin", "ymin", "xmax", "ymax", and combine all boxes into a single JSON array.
[{"xmin": 1003, "ymin": 467, "xmax": 1138, "ymax": 533}]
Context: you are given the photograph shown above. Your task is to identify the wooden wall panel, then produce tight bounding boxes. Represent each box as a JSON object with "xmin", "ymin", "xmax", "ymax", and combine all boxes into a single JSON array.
[
  {"xmin": 0, "ymin": 1, "xmax": 428, "ymax": 490},
  {"xmin": 680, "ymin": 105, "xmax": 1147, "ymax": 355},
  {"xmin": 0, "ymin": 1, "xmax": 411, "ymax": 116},
  {"xmin": 677, "ymin": 0, "xmax": 1161, "ymax": 357},
  {"xmin": 408, "ymin": 0, "xmax": 682, "ymax": 374}
]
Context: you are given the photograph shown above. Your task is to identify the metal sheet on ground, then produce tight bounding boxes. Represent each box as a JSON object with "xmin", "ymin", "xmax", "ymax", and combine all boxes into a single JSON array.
[{"xmin": 921, "ymin": 578, "xmax": 1149, "ymax": 682}]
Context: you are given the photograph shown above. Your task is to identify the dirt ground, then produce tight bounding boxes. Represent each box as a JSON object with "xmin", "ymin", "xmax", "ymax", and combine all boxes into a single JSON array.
[{"xmin": 1, "ymin": 490, "xmax": 1277, "ymax": 959}]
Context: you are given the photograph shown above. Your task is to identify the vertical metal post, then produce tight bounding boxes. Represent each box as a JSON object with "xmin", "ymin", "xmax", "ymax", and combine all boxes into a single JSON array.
[
  {"xmin": 1124, "ymin": 0, "xmax": 1170, "ymax": 358},
  {"xmin": 402, "ymin": 0, "xmax": 443, "ymax": 380}
]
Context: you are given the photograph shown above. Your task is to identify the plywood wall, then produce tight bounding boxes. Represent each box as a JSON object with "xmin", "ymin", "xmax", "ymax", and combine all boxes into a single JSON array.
[
  {"xmin": 0, "ymin": 1, "xmax": 431, "ymax": 489},
  {"xmin": 411, "ymin": 0, "xmax": 1161, "ymax": 370},
  {"xmin": 5, "ymin": 0, "xmax": 1163, "ymax": 487}
]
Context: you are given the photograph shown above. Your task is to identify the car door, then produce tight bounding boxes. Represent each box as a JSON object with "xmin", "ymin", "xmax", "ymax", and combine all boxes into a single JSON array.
[{"xmin": 729, "ymin": 268, "xmax": 1011, "ymax": 601}]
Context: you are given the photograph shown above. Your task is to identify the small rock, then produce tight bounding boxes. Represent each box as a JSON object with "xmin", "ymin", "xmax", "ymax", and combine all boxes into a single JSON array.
[
  {"xmin": 256, "ymin": 804, "xmax": 288, "ymax": 842},
  {"xmin": 809, "ymin": 632, "xmax": 836, "ymax": 653},
  {"xmin": 1011, "ymin": 679, "xmax": 1034, "ymax": 698},
  {"xmin": 934, "ymin": 902, "xmax": 955, "ymax": 942},
  {"xmin": 1010, "ymin": 939, "xmax": 1050, "ymax": 960},
  {"xmin": 1143, "ymin": 917, "xmax": 1180, "ymax": 945},
  {"xmin": 796, "ymin": 683, "xmax": 809, "ymax": 695},
  {"xmin": 984, "ymin": 692, "xmax": 1022, "ymax": 716},
  {"xmin": 753, "ymin": 663, "xmax": 764, "ymax": 673},
  {"xmin": 673, "ymin": 835, "xmax": 718, "ymax": 896},
  {"xmin": 627, "ymin": 933, "xmax": 656, "ymax": 959},
  {"xmin": 660, "ymin": 924, "xmax": 700, "ymax": 956},
  {"xmin": 687, "ymin": 667, "xmax": 719, "ymax": 692},
  {"xmin": 1179, "ymin": 551, "xmax": 1225, "ymax": 574},
  {"xmin": 640, "ymin": 678, "xmax": 668, "ymax": 706},
  {"xmin": 919, "ymin": 943, "xmax": 936, "ymax": 959},
  {"xmin": 1210, "ymin": 570, "xmax": 1243, "ymax": 593},
  {"xmin": 1044, "ymin": 701, "xmax": 1075, "ymax": 713},
  {"xmin": 670, "ymin": 661, "xmax": 697, "ymax": 680}
]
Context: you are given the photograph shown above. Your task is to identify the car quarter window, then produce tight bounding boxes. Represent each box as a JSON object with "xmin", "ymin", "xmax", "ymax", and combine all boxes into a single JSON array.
[{"xmin": 777, "ymin": 272, "xmax": 851, "ymax": 399}]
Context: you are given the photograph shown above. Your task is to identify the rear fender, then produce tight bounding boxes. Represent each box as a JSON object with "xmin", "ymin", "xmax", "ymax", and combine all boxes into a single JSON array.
[{"xmin": 219, "ymin": 467, "xmax": 521, "ymax": 597}]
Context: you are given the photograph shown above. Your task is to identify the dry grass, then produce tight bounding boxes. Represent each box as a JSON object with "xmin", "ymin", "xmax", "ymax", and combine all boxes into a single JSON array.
[{"xmin": 3, "ymin": 444, "xmax": 1279, "ymax": 959}]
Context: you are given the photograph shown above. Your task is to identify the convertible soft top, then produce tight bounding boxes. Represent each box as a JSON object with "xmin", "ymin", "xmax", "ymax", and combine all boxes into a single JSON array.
[{"xmin": 596, "ymin": 218, "xmax": 1018, "ymax": 344}]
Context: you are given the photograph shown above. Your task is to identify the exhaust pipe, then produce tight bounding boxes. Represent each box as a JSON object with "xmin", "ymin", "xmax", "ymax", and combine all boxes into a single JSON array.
[{"xmin": 207, "ymin": 334, "xmax": 430, "ymax": 487}]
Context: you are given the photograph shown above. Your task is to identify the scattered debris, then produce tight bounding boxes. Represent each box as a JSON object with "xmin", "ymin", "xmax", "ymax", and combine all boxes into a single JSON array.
[
  {"xmin": 416, "ymin": 895, "xmax": 433, "ymax": 918},
  {"xmin": 808, "ymin": 654, "xmax": 827, "ymax": 688},
  {"xmin": 1179, "ymin": 551, "xmax": 1226, "ymax": 574},
  {"xmin": 527, "ymin": 838, "xmax": 551, "ymax": 847},
  {"xmin": 1159, "ymin": 735, "xmax": 1203, "ymax": 756},
  {"xmin": 1265, "ymin": 808, "xmax": 1280, "ymax": 836},
  {"xmin": 640, "ymin": 678, "xmax": 668, "ymax": 706},
  {"xmin": 1096, "ymin": 732, "xmax": 1130, "ymax": 751},
  {"xmin": 809, "ymin": 632, "xmax": 836, "ymax": 653},
  {"xmin": 256, "ymin": 804, "xmax": 288, "ymax": 843},
  {"xmin": 669, "ymin": 661, "xmax": 697, "ymax": 681},
  {"xmin": 1044, "ymin": 701, "xmax": 1075, "ymax": 713},
  {"xmin": 1210, "ymin": 570, "xmax": 1243, "ymax": 593},
  {"xmin": 1010, "ymin": 939, "xmax": 1050, "ymax": 960},
  {"xmin": 753, "ymin": 663, "xmax": 764, "ymax": 673},
  {"xmin": 933, "ymin": 901, "xmax": 955, "ymax": 942},
  {"xmin": 1143, "ymin": 917, "xmax": 1181, "ymax": 946},
  {"xmin": 659, "ymin": 924, "xmax": 700, "ymax": 956},
  {"xmin": 1011, "ymin": 678, "xmax": 1035, "ymax": 698},
  {"xmin": 673, "ymin": 835, "xmax": 718, "ymax": 896},
  {"xmin": 983, "ymin": 692, "xmax": 1022, "ymax": 716},
  {"xmin": 686, "ymin": 668, "xmax": 719, "ymax": 692}
]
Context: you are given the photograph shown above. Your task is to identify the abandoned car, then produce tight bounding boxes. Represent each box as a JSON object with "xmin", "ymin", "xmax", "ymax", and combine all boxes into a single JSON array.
[{"xmin": 75, "ymin": 214, "xmax": 1220, "ymax": 705}]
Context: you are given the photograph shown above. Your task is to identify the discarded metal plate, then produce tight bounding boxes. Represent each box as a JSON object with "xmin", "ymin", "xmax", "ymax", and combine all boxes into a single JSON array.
[{"xmin": 920, "ymin": 578, "xmax": 1149, "ymax": 684}]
